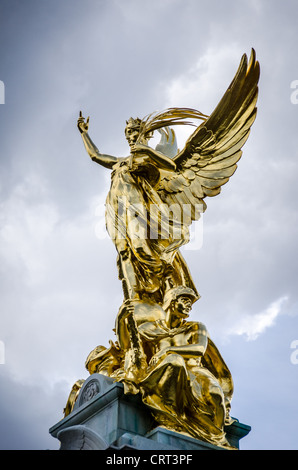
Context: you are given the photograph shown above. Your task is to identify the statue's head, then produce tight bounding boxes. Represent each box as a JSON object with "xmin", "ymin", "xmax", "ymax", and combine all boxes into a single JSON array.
[
  {"xmin": 125, "ymin": 117, "xmax": 141, "ymax": 146},
  {"xmin": 125, "ymin": 117, "xmax": 152, "ymax": 146},
  {"xmin": 163, "ymin": 286, "xmax": 199, "ymax": 319}
]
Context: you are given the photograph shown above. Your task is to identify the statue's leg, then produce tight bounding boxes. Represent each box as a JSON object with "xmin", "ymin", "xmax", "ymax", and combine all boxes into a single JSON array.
[
  {"xmin": 190, "ymin": 368, "xmax": 226, "ymax": 429},
  {"xmin": 141, "ymin": 354, "xmax": 189, "ymax": 414}
]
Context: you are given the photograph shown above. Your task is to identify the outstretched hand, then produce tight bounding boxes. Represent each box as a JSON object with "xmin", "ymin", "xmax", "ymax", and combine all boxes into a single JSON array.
[{"xmin": 77, "ymin": 111, "xmax": 90, "ymax": 134}]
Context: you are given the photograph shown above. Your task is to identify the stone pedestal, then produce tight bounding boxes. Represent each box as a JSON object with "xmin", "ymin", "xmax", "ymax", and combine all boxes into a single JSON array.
[{"xmin": 49, "ymin": 373, "xmax": 250, "ymax": 451}]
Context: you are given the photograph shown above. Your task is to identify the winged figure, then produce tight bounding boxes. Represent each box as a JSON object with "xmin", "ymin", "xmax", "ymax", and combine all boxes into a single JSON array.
[{"xmin": 77, "ymin": 49, "xmax": 260, "ymax": 305}]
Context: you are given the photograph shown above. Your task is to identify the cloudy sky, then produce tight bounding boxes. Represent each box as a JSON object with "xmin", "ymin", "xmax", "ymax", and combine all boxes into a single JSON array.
[{"xmin": 0, "ymin": 0, "xmax": 297, "ymax": 450}]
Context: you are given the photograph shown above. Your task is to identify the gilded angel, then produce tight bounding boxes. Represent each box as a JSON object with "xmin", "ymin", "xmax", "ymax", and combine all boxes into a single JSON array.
[{"xmin": 77, "ymin": 49, "xmax": 259, "ymax": 305}]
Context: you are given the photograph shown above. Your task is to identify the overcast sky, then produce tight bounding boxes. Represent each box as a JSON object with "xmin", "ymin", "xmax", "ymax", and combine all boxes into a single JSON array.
[{"xmin": 0, "ymin": 0, "xmax": 298, "ymax": 450}]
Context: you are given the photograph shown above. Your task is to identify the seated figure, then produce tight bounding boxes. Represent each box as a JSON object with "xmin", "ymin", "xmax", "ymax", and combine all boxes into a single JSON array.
[{"xmin": 115, "ymin": 287, "xmax": 235, "ymax": 449}]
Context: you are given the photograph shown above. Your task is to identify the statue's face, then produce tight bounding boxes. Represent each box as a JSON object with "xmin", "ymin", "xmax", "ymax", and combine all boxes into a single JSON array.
[
  {"xmin": 175, "ymin": 296, "xmax": 192, "ymax": 317},
  {"xmin": 125, "ymin": 124, "xmax": 140, "ymax": 146}
]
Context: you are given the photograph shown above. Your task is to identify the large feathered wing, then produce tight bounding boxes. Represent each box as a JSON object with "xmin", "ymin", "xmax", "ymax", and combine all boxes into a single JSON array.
[{"xmin": 156, "ymin": 49, "xmax": 260, "ymax": 225}]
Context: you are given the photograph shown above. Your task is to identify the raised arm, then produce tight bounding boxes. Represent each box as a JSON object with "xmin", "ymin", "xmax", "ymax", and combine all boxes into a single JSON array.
[{"xmin": 77, "ymin": 111, "xmax": 119, "ymax": 169}]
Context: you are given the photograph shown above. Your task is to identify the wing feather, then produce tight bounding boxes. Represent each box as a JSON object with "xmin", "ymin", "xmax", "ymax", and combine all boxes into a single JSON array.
[
  {"xmin": 199, "ymin": 176, "xmax": 230, "ymax": 189},
  {"xmin": 202, "ymin": 150, "xmax": 242, "ymax": 170},
  {"xmin": 198, "ymin": 164, "xmax": 238, "ymax": 180}
]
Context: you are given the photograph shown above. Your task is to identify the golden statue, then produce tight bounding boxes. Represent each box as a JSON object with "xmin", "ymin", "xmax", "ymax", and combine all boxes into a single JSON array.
[{"xmin": 67, "ymin": 49, "xmax": 260, "ymax": 449}]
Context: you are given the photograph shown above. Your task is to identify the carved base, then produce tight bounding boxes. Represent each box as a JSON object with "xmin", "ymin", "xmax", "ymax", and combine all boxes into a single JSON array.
[{"xmin": 49, "ymin": 374, "xmax": 250, "ymax": 451}]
